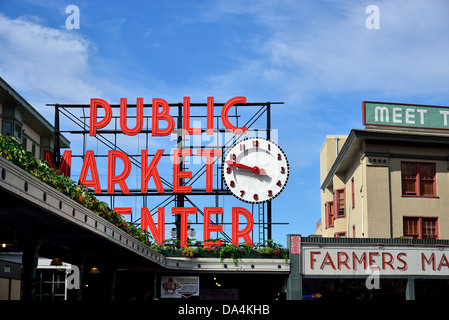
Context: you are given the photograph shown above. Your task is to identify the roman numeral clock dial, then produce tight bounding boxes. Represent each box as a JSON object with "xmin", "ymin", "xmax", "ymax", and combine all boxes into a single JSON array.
[{"xmin": 223, "ymin": 138, "xmax": 289, "ymax": 203}]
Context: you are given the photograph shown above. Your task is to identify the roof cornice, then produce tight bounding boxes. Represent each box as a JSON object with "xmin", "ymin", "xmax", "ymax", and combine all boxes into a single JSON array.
[{"xmin": 0, "ymin": 77, "xmax": 70, "ymax": 148}]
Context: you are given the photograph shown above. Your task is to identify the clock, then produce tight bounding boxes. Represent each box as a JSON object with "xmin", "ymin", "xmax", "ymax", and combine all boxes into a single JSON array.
[{"xmin": 223, "ymin": 137, "xmax": 289, "ymax": 203}]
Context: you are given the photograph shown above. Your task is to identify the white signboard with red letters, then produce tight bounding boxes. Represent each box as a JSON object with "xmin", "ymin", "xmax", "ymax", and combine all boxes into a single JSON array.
[{"xmin": 301, "ymin": 245, "xmax": 449, "ymax": 277}]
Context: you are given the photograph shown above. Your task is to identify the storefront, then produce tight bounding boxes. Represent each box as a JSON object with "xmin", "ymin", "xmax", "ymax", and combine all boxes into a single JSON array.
[{"xmin": 287, "ymin": 235, "xmax": 449, "ymax": 300}]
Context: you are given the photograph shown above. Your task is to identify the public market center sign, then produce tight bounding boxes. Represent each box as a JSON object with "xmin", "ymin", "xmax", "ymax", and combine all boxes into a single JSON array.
[{"xmin": 48, "ymin": 97, "xmax": 288, "ymax": 248}]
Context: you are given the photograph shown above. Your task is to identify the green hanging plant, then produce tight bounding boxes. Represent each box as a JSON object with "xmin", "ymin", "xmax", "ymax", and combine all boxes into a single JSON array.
[
  {"xmin": 0, "ymin": 133, "xmax": 152, "ymax": 246},
  {"xmin": 219, "ymin": 243, "xmax": 244, "ymax": 265}
]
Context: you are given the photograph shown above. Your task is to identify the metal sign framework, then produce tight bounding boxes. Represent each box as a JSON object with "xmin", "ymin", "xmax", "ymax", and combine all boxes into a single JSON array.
[{"xmin": 49, "ymin": 100, "xmax": 286, "ymax": 245}]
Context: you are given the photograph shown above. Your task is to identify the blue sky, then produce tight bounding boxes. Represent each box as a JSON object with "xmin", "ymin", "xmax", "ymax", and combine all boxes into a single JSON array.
[{"xmin": 1, "ymin": 0, "xmax": 449, "ymax": 246}]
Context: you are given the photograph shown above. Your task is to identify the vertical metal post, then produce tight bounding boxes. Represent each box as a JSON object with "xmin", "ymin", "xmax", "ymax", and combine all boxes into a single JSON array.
[
  {"xmin": 106, "ymin": 265, "xmax": 116, "ymax": 301},
  {"xmin": 286, "ymin": 234, "xmax": 303, "ymax": 300},
  {"xmin": 388, "ymin": 166, "xmax": 394, "ymax": 238},
  {"xmin": 176, "ymin": 104, "xmax": 184, "ymax": 243},
  {"xmin": 267, "ymin": 102, "xmax": 272, "ymax": 240},
  {"xmin": 53, "ymin": 104, "xmax": 61, "ymax": 167},
  {"xmin": 153, "ymin": 271, "xmax": 158, "ymax": 300},
  {"xmin": 21, "ymin": 239, "xmax": 41, "ymax": 300},
  {"xmin": 406, "ymin": 277, "xmax": 415, "ymax": 300}
]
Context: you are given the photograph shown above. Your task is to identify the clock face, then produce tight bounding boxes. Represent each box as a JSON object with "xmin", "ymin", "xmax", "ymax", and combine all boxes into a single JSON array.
[{"xmin": 223, "ymin": 137, "xmax": 289, "ymax": 203}]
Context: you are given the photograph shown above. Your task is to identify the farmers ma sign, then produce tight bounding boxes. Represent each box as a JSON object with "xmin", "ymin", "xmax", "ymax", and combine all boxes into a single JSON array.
[
  {"xmin": 302, "ymin": 246, "xmax": 449, "ymax": 277},
  {"xmin": 363, "ymin": 101, "xmax": 449, "ymax": 130}
]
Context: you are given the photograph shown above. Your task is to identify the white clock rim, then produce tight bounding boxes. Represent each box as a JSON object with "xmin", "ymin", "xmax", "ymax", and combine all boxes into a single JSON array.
[{"xmin": 222, "ymin": 137, "xmax": 289, "ymax": 204}]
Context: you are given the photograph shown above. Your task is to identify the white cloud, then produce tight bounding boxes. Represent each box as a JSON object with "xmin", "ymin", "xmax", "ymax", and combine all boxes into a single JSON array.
[
  {"xmin": 190, "ymin": 0, "xmax": 449, "ymax": 104},
  {"xmin": 262, "ymin": 0, "xmax": 449, "ymax": 96},
  {"xmin": 0, "ymin": 13, "xmax": 102, "ymax": 112},
  {"xmin": 179, "ymin": 0, "xmax": 449, "ymax": 173}
]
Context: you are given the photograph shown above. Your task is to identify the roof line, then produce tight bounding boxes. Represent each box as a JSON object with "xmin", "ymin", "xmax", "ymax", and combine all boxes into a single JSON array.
[
  {"xmin": 0, "ymin": 77, "xmax": 70, "ymax": 147},
  {"xmin": 320, "ymin": 129, "xmax": 357, "ymax": 191}
]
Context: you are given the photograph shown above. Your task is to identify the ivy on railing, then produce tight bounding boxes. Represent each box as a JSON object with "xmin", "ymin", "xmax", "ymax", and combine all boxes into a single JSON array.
[{"xmin": 0, "ymin": 134, "xmax": 151, "ymax": 245}]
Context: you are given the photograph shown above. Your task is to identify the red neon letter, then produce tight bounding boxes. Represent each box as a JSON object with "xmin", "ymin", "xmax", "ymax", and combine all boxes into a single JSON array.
[
  {"xmin": 90, "ymin": 98, "xmax": 112, "ymax": 136},
  {"xmin": 43, "ymin": 150, "xmax": 72, "ymax": 177},
  {"xmin": 353, "ymin": 252, "xmax": 367, "ymax": 270},
  {"xmin": 113, "ymin": 207, "xmax": 132, "ymax": 216},
  {"xmin": 337, "ymin": 252, "xmax": 350, "ymax": 270},
  {"xmin": 310, "ymin": 251, "xmax": 321, "ymax": 269},
  {"xmin": 141, "ymin": 149, "xmax": 165, "ymax": 193},
  {"xmin": 172, "ymin": 207, "xmax": 197, "ymax": 247},
  {"xmin": 152, "ymin": 98, "xmax": 175, "ymax": 136},
  {"xmin": 221, "ymin": 96, "xmax": 247, "ymax": 134},
  {"xmin": 382, "ymin": 252, "xmax": 395, "ymax": 270},
  {"xmin": 197, "ymin": 149, "xmax": 222, "ymax": 193},
  {"xmin": 173, "ymin": 149, "xmax": 192, "ymax": 193},
  {"xmin": 369, "ymin": 252, "xmax": 380, "ymax": 268},
  {"xmin": 183, "ymin": 97, "xmax": 201, "ymax": 135},
  {"xmin": 320, "ymin": 252, "xmax": 336, "ymax": 270},
  {"xmin": 120, "ymin": 97, "xmax": 143, "ymax": 135},
  {"xmin": 78, "ymin": 150, "xmax": 101, "ymax": 193},
  {"xmin": 232, "ymin": 207, "xmax": 254, "ymax": 246},
  {"xmin": 422, "ymin": 253, "xmax": 436, "ymax": 271},
  {"xmin": 108, "ymin": 150, "xmax": 131, "ymax": 194},
  {"xmin": 203, "ymin": 207, "xmax": 223, "ymax": 247},
  {"xmin": 141, "ymin": 207, "xmax": 165, "ymax": 245},
  {"xmin": 438, "ymin": 254, "xmax": 449, "ymax": 271},
  {"xmin": 397, "ymin": 253, "xmax": 407, "ymax": 270},
  {"xmin": 207, "ymin": 97, "xmax": 214, "ymax": 135}
]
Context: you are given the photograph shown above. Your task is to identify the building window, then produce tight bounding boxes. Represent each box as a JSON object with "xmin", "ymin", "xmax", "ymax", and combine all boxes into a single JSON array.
[
  {"xmin": 14, "ymin": 122, "xmax": 22, "ymax": 139},
  {"xmin": 36, "ymin": 268, "xmax": 67, "ymax": 300},
  {"xmin": 3, "ymin": 120, "xmax": 13, "ymax": 135},
  {"xmin": 2, "ymin": 105, "xmax": 23, "ymax": 140},
  {"xmin": 403, "ymin": 217, "xmax": 438, "ymax": 239},
  {"xmin": 334, "ymin": 189, "xmax": 345, "ymax": 217},
  {"xmin": 401, "ymin": 162, "xmax": 436, "ymax": 197},
  {"xmin": 2, "ymin": 119, "xmax": 22, "ymax": 139},
  {"xmin": 325, "ymin": 201, "xmax": 334, "ymax": 228},
  {"xmin": 335, "ymin": 232, "xmax": 346, "ymax": 238}
]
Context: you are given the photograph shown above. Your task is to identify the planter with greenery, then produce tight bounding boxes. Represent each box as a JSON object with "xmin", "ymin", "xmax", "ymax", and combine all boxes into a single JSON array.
[{"xmin": 149, "ymin": 238, "xmax": 289, "ymax": 265}]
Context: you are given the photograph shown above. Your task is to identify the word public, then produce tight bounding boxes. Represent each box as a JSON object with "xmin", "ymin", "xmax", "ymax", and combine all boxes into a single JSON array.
[
  {"xmin": 49, "ymin": 97, "xmax": 256, "ymax": 246},
  {"xmin": 90, "ymin": 96, "xmax": 248, "ymax": 136},
  {"xmin": 81, "ymin": 96, "xmax": 249, "ymax": 195}
]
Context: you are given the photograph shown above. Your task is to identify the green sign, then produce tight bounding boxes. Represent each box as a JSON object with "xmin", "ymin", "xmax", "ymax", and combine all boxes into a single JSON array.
[{"xmin": 363, "ymin": 101, "xmax": 449, "ymax": 130}]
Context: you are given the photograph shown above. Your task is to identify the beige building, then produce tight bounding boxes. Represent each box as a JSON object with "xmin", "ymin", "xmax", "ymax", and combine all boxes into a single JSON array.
[
  {"xmin": 0, "ymin": 77, "xmax": 70, "ymax": 158},
  {"xmin": 316, "ymin": 102, "xmax": 449, "ymax": 240}
]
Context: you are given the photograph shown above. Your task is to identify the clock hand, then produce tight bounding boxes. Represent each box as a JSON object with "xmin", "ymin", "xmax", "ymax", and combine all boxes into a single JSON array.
[{"xmin": 226, "ymin": 161, "xmax": 266, "ymax": 175}]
